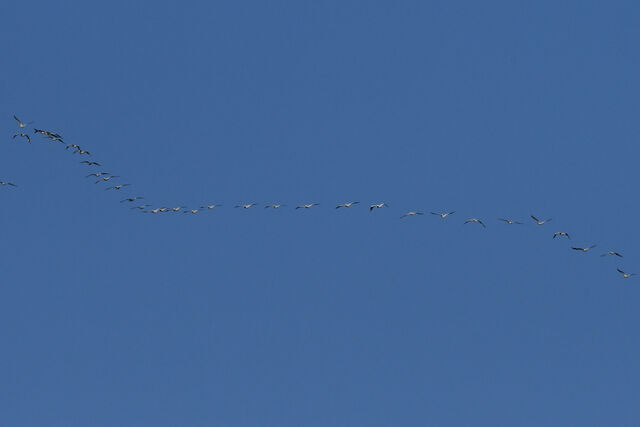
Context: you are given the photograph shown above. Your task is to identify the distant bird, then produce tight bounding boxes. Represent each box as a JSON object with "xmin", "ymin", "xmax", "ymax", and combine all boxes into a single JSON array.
[
  {"xmin": 147, "ymin": 208, "xmax": 165, "ymax": 214},
  {"xmin": 66, "ymin": 144, "xmax": 81, "ymax": 151},
  {"xmin": 131, "ymin": 204, "xmax": 150, "ymax": 210},
  {"xmin": 617, "ymin": 268, "xmax": 636, "ymax": 279},
  {"xmin": 571, "ymin": 245, "xmax": 597, "ymax": 252},
  {"xmin": 464, "ymin": 218, "xmax": 486, "ymax": 228},
  {"xmin": 33, "ymin": 128, "xmax": 60, "ymax": 138},
  {"xmin": 531, "ymin": 215, "xmax": 552, "ymax": 226},
  {"xmin": 46, "ymin": 134, "xmax": 65, "ymax": 144},
  {"xmin": 553, "ymin": 232, "xmax": 571, "ymax": 239},
  {"xmin": 184, "ymin": 209, "xmax": 200, "ymax": 214},
  {"xmin": 13, "ymin": 115, "xmax": 33, "ymax": 128},
  {"xmin": 106, "ymin": 184, "xmax": 131, "ymax": 191},
  {"xmin": 168, "ymin": 206, "xmax": 184, "ymax": 212},
  {"xmin": 158, "ymin": 207, "xmax": 169, "ymax": 213},
  {"xmin": 0, "ymin": 181, "xmax": 17, "ymax": 187},
  {"xmin": 336, "ymin": 201, "xmax": 359, "ymax": 209},
  {"xmin": 235, "ymin": 203, "xmax": 257, "ymax": 209},
  {"xmin": 296, "ymin": 203, "xmax": 319, "ymax": 209},
  {"xmin": 431, "ymin": 211, "xmax": 455, "ymax": 219},
  {"xmin": 201, "ymin": 204, "xmax": 222, "ymax": 210},
  {"xmin": 95, "ymin": 176, "xmax": 120, "ymax": 184},
  {"xmin": 264, "ymin": 204, "xmax": 285, "ymax": 209},
  {"xmin": 12, "ymin": 133, "xmax": 31, "ymax": 143},
  {"xmin": 80, "ymin": 161, "xmax": 101, "ymax": 166},
  {"xmin": 74, "ymin": 148, "xmax": 90, "ymax": 156},
  {"xmin": 369, "ymin": 203, "xmax": 389, "ymax": 211},
  {"xmin": 498, "ymin": 218, "xmax": 522, "ymax": 225},
  {"xmin": 85, "ymin": 172, "xmax": 111, "ymax": 178},
  {"xmin": 120, "ymin": 196, "xmax": 144, "ymax": 203},
  {"xmin": 401, "ymin": 211, "xmax": 424, "ymax": 218},
  {"xmin": 601, "ymin": 251, "xmax": 623, "ymax": 258}
]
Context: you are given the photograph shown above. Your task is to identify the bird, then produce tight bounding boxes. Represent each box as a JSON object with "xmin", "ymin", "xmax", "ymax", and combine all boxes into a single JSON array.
[
  {"xmin": 336, "ymin": 201, "xmax": 359, "ymax": 209},
  {"xmin": 33, "ymin": 128, "xmax": 60, "ymax": 138},
  {"xmin": 201, "ymin": 204, "xmax": 222, "ymax": 210},
  {"xmin": 369, "ymin": 203, "xmax": 389, "ymax": 211},
  {"xmin": 296, "ymin": 203, "xmax": 319, "ymax": 209},
  {"xmin": 0, "ymin": 181, "xmax": 17, "ymax": 187},
  {"xmin": 498, "ymin": 218, "xmax": 522, "ymax": 224},
  {"xmin": 168, "ymin": 206, "xmax": 184, "ymax": 212},
  {"xmin": 106, "ymin": 184, "xmax": 131, "ymax": 191},
  {"xmin": 571, "ymin": 245, "xmax": 597, "ymax": 252},
  {"xmin": 401, "ymin": 211, "xmax": 424, "ymax": 218},
  {"xmin": 74, "ymin": 148, "xmax": 90, "ymax": 156},
  {"xmin": 85, "ymin": 172, "xmax": 111, "ymax": 178},
  {"xmin": 46, "ymin": 134, "xmax": 65, "ymax": 144},
  {"xmin": 531, "ymin": 215, "xmax": 552, "ymax": 226},
  {"xmin": 464, "ymin": 218, "xmax": 486, "ymax": 228},
  {"xmin": 120, "ymin": 196, "xmax": 144, "ymax": 203},
  {"xmin": 553, "ymin": 232, "xmax": 571, "ymax": 239},
  {"xmin": 264, "ymin": 204, "xmax": 285, "ymax": 209},
  {"xmin": 147, "ymin": 207, "xmax": 166, "ymax": 214},
  {"xmin": 13, "ymin": 115, "xmax": 33, "ymax": 128},
  {"xmin": 66, "ymin": 144, "xmax": 81, "ymax": 151},
  {"xmin": 131, "ymin": 204, "xmax": 150, "ymax": 210},
  {"xmin": 431, "ymin": 211, "xmax": 455, "ymax": 219},
  {"xmin": 12, "ymin": 133, "xmax": 31, "ymax": 143},
  {"xmin": 80, "ymin": 161, "xmax": 101, "ymax": 166},
  {"xmin": 184, "ymin": 209, "xmax": 200, "ymax": 214},
  {"xmin": 617, "ymin": 268, "xmax": 636, "ymax": 279},
  {"xmin": 601, "ymin": 251, "xmax": 623, "ymax": 258},
  {"xmin": 95, "ymin": 176, "xmax": 120, "ymax": 183},
  {"xmin": 235, "ymin": 203, "xmax": 257, "ymax": 209}
]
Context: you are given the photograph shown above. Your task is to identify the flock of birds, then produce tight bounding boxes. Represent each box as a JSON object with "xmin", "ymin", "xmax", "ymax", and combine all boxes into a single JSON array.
[{"xmin": 6, "ymin": 115, "xmax": 637, "ymax": 280}]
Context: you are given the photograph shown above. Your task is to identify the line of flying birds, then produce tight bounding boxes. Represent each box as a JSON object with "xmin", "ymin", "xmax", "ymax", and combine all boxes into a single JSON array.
[{"xmin": 6, "ymin": 114, "xmax": 637, "ymax": 280}]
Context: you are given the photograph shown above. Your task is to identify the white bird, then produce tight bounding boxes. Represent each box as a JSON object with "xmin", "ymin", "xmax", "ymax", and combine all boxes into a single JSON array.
[
  {"xmin": 131, "ymin": 204, "xmax": 150, "ymax": 210},
  {"xmin": 553, "ymin": 232, "xmax": 570, "ymax": 239},
  {"xmin": 120, "ymin": 196, "xmax": 144, "ymax": 203},
  {"xmin": 201, "ymin": 204, "xmax": 222, "ymax": 210},
  {"xmin": 617, "ymin": 268, "xmax": 636, "ymax": 279},
  {"xmin": 464, "ymin": 218, "xmax": 486, "ymax": 228},
  {"xmin": 13, "ymin": 115, "xmax": 33, "ymax": 128},
  {"xmin": 369, "ymin": 203, "xmax": 389, "ymax": 211},
  {"xmin": 531, "ymin": 215, "xmax": 552, "ymax": 226},
  {"xmin": 184, "ymin": 209, "xmax": 199, "ymax": 214},
  {"xmin": 106, "ymin": 184, "xmax": 131, "ymax": 191},
  {"xmin": 74, "ymin": 148, "xmax": 90, "ymax": 156},
  {"xmin": 85, "ymin": 172, "xmax": 111, "ymax": 178},
  {"xmin": 81, "ymin": 161, "xmax": 101, "ymax": 166},
  {"xmin": 265, "ymin": 203, "xmax": 285, "ymax": 209},
  {"xmin": 296, "ymin": 203, "xmax": 319, "ymax": 209},
  {"xmin": 571, "ymin": 245, "xmax": 596, "ymax": 253},
  {"xmin": 235, "ymin": 203, "xmax": 257, "ymax": 209},
  {"xmin": 431, "ymin": 211, "xmax": 455, "ymax": 219},
  {"xmin": 498, "ymin": 218, "xmax": 522, "ymax": 224},
  {"xmin": 336, "ymin": 201, "xmax": 359, "ymax": 209},
  {"xmin": 401, "ymin": 211, "xmax": 424, "ymax": 218},
  {"xmin": 95, "ymin": 176, "xmax": 120, "ymax": 184},
  {"xmin": 601, "ymin": 251, "xmax": 623, "ymax": 258},
  {"xmin": 169, "ymin": 206, "xmax": 185, "ymax": 212}
]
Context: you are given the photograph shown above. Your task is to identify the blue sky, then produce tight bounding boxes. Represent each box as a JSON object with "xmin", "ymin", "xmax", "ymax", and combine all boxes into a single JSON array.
[{"xmin": 2, "ymin": 1, "xmax": 640, "ymax": 425}]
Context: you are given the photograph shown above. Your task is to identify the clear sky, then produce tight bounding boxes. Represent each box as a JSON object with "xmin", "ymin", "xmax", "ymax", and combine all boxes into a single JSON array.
[{"xmin": 2, "ymin": 1, "xmax": 639, "ymax": 426}]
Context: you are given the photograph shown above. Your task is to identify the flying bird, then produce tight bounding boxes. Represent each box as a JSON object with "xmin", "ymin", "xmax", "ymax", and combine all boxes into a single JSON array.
[
  {"xmin": 296, "ymin": 203, "xmax": 319, "ymax": 209},
  {"xmin": 12, "ymin": 133, "xmax": 31, "ymax": 143},
  {"xmin": 184, "ymin": 209, "xmax": 200, "ymax": 214},
  {"xmin": 74, "ymin": 148, "xmax": 90, "ymax": 156},
  {"xmin": 264, "ymin": 204, "xmax": 285, "ymax": 209},
  {"xmin": 464, "ymin": 218, "xmax": 486, "ymax": 228},
  {"xmin": 66, "ymin": 144, "xmax": 81, "ymax": 151},
  {"xmin": 85, "ymin": 172, "xmax": 111, "ymax": 178},
  {"xmin": 131, "ymin": 204, "xmax": 150, "ymax": 210},
  {"xmin": 168, "ymin": 206, "xmax": 184, "ymax": 212},
  {"xmin": 531, "ymin": 215, "xmax": 552, "ymax": 226},
  {"xmin": 95, "ymin": 176, "xmax": 120, "ymax": 183},
  {"xmin": 0, "ymin": 181, "xmax": 17, "ymax": 187},
  {"xmin": 13, "ymin": 115, "xmax": 33, "ymax": 128},
  {"xmin": 336, "ymin": 201, "xmax": 359, "ymax": 209},
  {"xmin": 235, "ymin": 203, "xmax": 257, "ymax": 209},
  {"xmin": 120, "ymin": 196, "xmax": 144, "ymax": 203},
  {"xmin": 370, "ymin": 203, "xmax": 389, "ymax": 211},
  {"xmin": 431, "ymin": 211, "xmax": 455, "ymax": 219},
  {"xmin": 617, "ymin": 268, "xmax": 636, "ymax": 279},
  {"xmin": 80, "ymin": 161, "xmax": 101, "ymax": 166},
  {"xmin": 498, "ymin": 218, "xmax": 522, "ymax": 224},
  {"xmin": 553, "ymin": 232, "xmax": 571, "ymax": 239},
  {"xmin": 401, "ymin": 211, "xmax": 424, "ymax": 218},
  {"xmin": 571, "ymin": 245, "xmax": 597, "ymax": 252},
  {"xmin": 601, "ymin": 251, "xmax": 623, "ymax": 258},
  {"xmin": 106, "ymin": 184, "xmax": 131, "ymax": 191},
  {"xmin": 201, "ymin": 204, "xmax": 222, "ymax": 210}
]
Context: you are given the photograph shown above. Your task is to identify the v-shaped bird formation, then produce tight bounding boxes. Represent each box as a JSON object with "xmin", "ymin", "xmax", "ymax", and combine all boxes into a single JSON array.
[{"xmin": 6, "ymin": 114, "xmax": 637, "ymax": 280}]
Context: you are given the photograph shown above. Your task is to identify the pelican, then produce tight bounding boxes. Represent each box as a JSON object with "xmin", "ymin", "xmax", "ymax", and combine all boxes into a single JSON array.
[
  {"xmin": 184, "ymin": 209, "xmax": 200, "ymax": 214},
  {"xmin": 201, "ymin": 204, "xmax": 222, "ymax": 210},
  {"xmin": 85, "ymin": 172, "xmax": 111, "ymax": 178},
  {"xmin": 80, "ymin": 161, "xmax": 101, "ymax": 166},
  {"xmin": 617, "ymin": 268, "xmax": 636, "ymax": 279},
  {"xmin": 401, "ymin": 211, "xmax": 424, "ymax": 218},
  {"xmin": 601, "ymin": 251, "xmax": 623, "ymax": 258},
  {"xmin": 464, "ymin": 218, "xmax": 486, "ymax": 228},
  {"xmin": 235, "ymin": 203, "xmax": 257, "ymax": 209},
  {"xmin": 106, "ymin": 184, "xmax": 131, "ymax": 191},
  {"xmin": 571, "ymin": 245, "xmax": 596, "ymax": 252},
  {"xmin": 13, "ymin": 115, "xmax": 33, "ymax": 128},
  {"xmin": 369, "ymin": 203, "xmax": 389, "ymax": 211},
  {"xmin": 33, "ymin": 128, "xmax": 60, "ymax": 138},
  {"xmin": 120, "ymin": 196, "xmax": 144, "ymax": 203},
  {"xmin": 12, "ymin": 133, "xmax": 31, "ymax": 143},
  {"xmin": 131, "ymin": 204, "xmax": 150, "ymax": 210},
  {"xmin": 264, "ymin": 204, "xmax": 285, "ymax": 209},
  {"xmin": 47, "ymin": 134, "xmax": 65, "ymax": 144},
  {"xmin": 431, "ymin": 211, "xmax": 455, "ymax": 219},
  {"xmin": 66, "ymin": 144, "xmax": 81, "ymax": 151},
  {"xmin": 531, "ymin": 215, "xmax": 551, "ymax": 226},
  {"xmin": 74, "ymin": 148, "xmax": 90, "ymax": 156},
  {"xmin": 498, "ymin": 218, "xmax": 522, "ymax": 224},
  {"xmin": 147, "ymin": 207, "xmax": 165, "ymax": 214},
  {"xmin": 553, "ymin": 232, "xmax": 570, "ymax": 239},
  {"xmin": 296, "ymin": 203, "xmax": 319, "ymax": 209},
  {"xmin": 168, "ymin": 206, "xmax": 184, "ymax": 212},
  {"xmin": 0, "ymin": 181, "xmax": 17, "ymax": 187},
  {"xmin": 95, "ymin": 176, "xmax": 120, "ymax": 184},
  {"xmin": 336, "ymin": 201, "xmax": 359, "ymax": 209}
]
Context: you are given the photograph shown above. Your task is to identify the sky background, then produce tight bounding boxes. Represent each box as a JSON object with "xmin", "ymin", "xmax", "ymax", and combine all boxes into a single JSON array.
[{"xmin": 1, "ymin": 1, "xmax": 640, "ymax": 425}]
